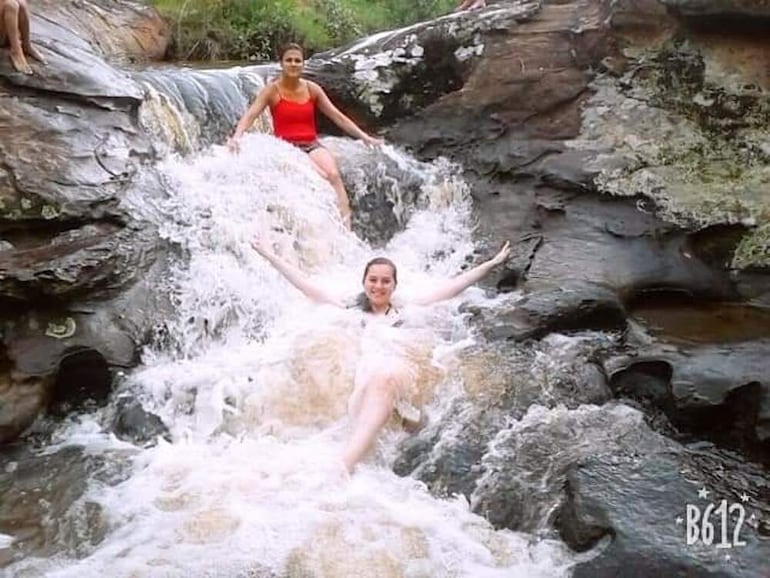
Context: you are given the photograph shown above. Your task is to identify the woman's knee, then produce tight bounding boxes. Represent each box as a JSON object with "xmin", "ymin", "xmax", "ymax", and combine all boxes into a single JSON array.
[
  {"xmin": 365, "ymin": 371, "xmax": 399, "ymax": 399},
  {"xmin": 4, "ymin": 0, "xmax": 21, "ymax": 13},
  {"xmin": 324, "ymin": 166, "xmax": 341, "ymax": 184}
]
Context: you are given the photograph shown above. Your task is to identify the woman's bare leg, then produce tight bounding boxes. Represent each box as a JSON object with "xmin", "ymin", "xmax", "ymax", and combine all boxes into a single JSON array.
[
  {"xmin": 2, "ymin": 0, "xmax": 31, "ymax": 73},
  {"xmin": 342, "ymin": 372, "xmax": 397, "ymax": 473},
  {"xmin": 308, "ymin": 147, "xmax": 352, "ymax": 230},
  {"xmin": 18, "ymin": 0, "xmax": 45, "ymax": 63}
]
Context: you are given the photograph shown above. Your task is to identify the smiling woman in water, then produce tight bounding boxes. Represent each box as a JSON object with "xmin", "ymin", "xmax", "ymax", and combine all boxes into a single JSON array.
[
  {"xmin": 227, "ymin": 43, "xmax": 383, "ymax": 230},
  {"xmin": 251, "ymin": 236, "xmax": 511, "ymax": 474}
]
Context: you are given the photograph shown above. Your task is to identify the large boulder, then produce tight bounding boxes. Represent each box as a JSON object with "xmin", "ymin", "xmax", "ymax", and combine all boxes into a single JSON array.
[
  {"xmin": 0, "ymin": 1, "xmax": 171, "ymax": 442},
  {"xmin": 606, "ymin": 339, "xmax": 770, "ymax": 459},
  {"xmin": 557, "ymin": 447, "xmax": 770, "ymax": 577},
  {"xmin": 301, "ymin": 0, "xmax": 769, "ymax": 275}
]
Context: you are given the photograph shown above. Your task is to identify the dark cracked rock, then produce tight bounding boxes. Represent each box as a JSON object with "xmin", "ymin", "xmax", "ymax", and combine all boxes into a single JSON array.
[
  {"xmin": 396, "ymin": 337, "xmax": 615, "ymax": 500},
  {"xmin": 0, "ymin": 444, "xmax": 132, "ymax": 567},
  {"xmin": 606, "ymin": 339, "xmax": 770, "ymax": 462},
  {"xmin": 466, "ymin": 280, "xmax": 627, "ymax": 341},
  {"xmin": 111, "ymin": 396, "xmax": 170, "ymax": 447},
  {"xmin": 557, "ymin": 447, "xmax": 770, "ymax": 577}
]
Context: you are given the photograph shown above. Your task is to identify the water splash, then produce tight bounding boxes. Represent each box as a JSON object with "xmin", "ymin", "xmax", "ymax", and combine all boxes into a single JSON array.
[{"xmin": 6, "ymin": 135, "xmax": 580, "ymax": 577}]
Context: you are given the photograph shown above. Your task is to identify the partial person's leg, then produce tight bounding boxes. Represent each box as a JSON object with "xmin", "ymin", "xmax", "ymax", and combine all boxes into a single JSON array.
[
  {"xmin": 342, "ymin": 369, "xmax": 400, "ymax": 473},
  {"xmin": 0, "ymin": 2, "xmax": 6, "ymax": 47},
  {"xmin": 18, "ymin": 0, "xmax": 44, "ymax": 63},
  {"xmin": 308, "ymin": 147, "xmax": 352, "ymax": 230},
  {"xmin": 2, "ymin": 0, "xmax": 31, "ymax": 73}
]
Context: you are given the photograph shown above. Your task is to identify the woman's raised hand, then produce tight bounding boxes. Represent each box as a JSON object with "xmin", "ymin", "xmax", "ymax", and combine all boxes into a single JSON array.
[
  {"xmin": 363, "ymin": 134, "xmax": 384, "ymax": 147},
  {"xmin": 251, "ymin": 236, "xmax": 269, "ymax": 257},
  {"xmin": 227, "ymin": 136, "xmax": 241, "ymax": 154},
  {"xmin": 490, "ymin": 241, "xmax": 511, "ymax": 266}
]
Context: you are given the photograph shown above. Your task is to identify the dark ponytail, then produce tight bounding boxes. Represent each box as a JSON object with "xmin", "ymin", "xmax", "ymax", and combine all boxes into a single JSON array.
[{"xmin": 351, "ymin": 291, "xmax": 373, "ymax": 312}]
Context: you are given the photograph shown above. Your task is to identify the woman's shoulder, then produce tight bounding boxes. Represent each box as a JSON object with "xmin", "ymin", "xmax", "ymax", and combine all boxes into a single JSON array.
[
  {"xmin": 262, "ymin": 81, "xmax": 280, "ymax": 101},
  {"xmin": 304, "ymin": 80, "xmax": 324, "ymax": 99}
]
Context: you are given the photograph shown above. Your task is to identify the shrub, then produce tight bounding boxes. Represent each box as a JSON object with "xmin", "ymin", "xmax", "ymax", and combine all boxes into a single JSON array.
[{"xmin": 151, "ymin": 0, "xmax": 455, "ymax": 61}]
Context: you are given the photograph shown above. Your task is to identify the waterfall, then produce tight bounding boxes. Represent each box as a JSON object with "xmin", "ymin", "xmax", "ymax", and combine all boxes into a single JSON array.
[{"xmin": 3, "ymin": 120, "xmax": 584, "ymax": 576}]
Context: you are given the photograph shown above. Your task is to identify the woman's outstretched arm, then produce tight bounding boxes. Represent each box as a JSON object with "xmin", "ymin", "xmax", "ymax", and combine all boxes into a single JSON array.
[
  {"xmin": 412, "ymin": 242, "xmax": 511, "ymax": 306},
  {"xmin": 227, "ymin": 84, "xmax": 276, "ymax": 153},
  {"xmin": 309, "ymin": 82, "xmax": 383, "ymax": 146},
  {"xmin": 251, "ymin": 238, "xmax": 344, "ymax": 307}
]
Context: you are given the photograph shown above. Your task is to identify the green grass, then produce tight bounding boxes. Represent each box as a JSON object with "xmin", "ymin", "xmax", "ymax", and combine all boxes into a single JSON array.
[{"xmin": 150, "ymin": 0, "xmax": 456, "ymax": 61}]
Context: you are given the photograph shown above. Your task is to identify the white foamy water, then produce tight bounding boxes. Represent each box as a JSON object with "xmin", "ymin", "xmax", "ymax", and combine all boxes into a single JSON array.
[{"xmin": 7, "ymin": 135, "xmax": 578, "ymax": 577}]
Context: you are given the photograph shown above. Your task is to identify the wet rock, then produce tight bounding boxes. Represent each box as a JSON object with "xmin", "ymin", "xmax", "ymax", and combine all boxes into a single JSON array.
[
  {"xmin": 0, "ymin": 445, "xmax": 111, "ymax": 567},
  {"xmin": 660, "ymin": 0, "xmax": 770, "ymax": 18},
  {"xmin": 0, "ymin": 246, "xmax": 174, "ymax": 441},
  {"xmin": 0, "ymin": 0, "xmax": 172, "ymax": 367},
  {"xmin": 325, "ymin": 137, "xmax": 431, "ymax": 246},
  {"xmin": 0, "ymin": 0, "xmax": 177, "ymax": 446},
  {"xmin": 470, "ymin": 403, "xmax": 672, "ymax": 532},
  {"xmin": 395, "ymin": 397, "xmax": 500, "ymax": 498},
  {"xmin": 606, "ymin": 339, "xmax": 770, "ymax": 461},
  {"xmin": 495, "ymin": 233, "xmax": 542, "ymax": 290},
  {"xmin": 111, "ymin": 397, "xmax": 170, "ymax": 446},
  {"xmin": 557, "ymin": 447, "xmax": 770, "ymax": 577},
  {"xmin": 47, "ymin": 348, "xmax": 112, "ymax": 416},
  {"xmin": 609, "ymin": 359, "xmax": 675, "ymax": 411},
  {"xmin": 495, "ymin": 192, "xmax": 736, "ymax": 303},
  {"xmin": 388, "ymin": 0, "xmax": 613, "ymax": 159},
  {"xmin": 468, "ymin": 280, "xmax": 626, "ymax": 341},
  {"xmin": 575, "ymin": 47, "xmax": 769, "ymax": 269},
  {"xmin": 0, "ymin": 3, "xmax": 164, "ymax": 228},
  {"xmin": 0, "ymin": 372, "xmax": 47, "ymax": 444},
  {"xmin": 333, "ymin": 0, "xmax": 769, "ymax": 272},
  {"xmin": 306, "ymin": 1, "xmax": 542, "ymax": 127},
  {"xmin": 0, "ymin": 223, "xmax": 158, "ymax": 303},
  {"xmin": 33, "ymin": 0, "xmax": 169, "ymax": 64},
  {"xmin": 135, "ymin": 65, "xmax": 273, "ymax": 153},
  {"xmin": 396, "ymin": 337, "xmax": 616, "ymax": 497}
]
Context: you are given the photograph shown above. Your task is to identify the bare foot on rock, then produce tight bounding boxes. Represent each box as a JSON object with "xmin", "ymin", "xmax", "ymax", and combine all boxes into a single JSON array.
[
  {"xmin": 24, "ymin": 44, "xmax": 46, "ymax": 64},
  {"xmin": 9, "ymin": 49, "xmax": 32, "ymax": 74}
]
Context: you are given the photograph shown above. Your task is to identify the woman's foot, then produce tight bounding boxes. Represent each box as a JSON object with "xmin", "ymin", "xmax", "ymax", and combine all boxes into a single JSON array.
[
  {"xmin": 24, "ymin": 44, "xmax": 46, "ymax": 64},
  {"xmin": 9, "ymin": 49, "xmax": 32, "ymax": 74}
]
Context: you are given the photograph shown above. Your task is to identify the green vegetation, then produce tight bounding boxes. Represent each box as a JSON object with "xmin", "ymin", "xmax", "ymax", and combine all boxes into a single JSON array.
[{"xmin": 151, "ymin": 0, "xmax": 456, "ymax": 61}]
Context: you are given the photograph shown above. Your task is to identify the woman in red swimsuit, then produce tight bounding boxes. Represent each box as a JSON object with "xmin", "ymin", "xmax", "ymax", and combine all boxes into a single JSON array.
[{"xmin": 227, "ymin": 43, "xmax": 382, "ymax": 230}]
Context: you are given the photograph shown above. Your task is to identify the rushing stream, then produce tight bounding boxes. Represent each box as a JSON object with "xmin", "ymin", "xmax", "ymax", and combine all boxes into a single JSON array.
[{"xmin": 2, "ymin": 132, "xmax": 590, "ymax": 576}]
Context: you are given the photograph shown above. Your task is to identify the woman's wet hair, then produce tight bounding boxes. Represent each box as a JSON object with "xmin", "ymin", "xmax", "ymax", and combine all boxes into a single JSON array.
[
  {"xmin": 279, "ymin": 43, "xmax": 304, "ymax": 61},
  {"xmin": 352, "ymin": 257, "xmax": 398, "ymax": 312},
  {"xmin": 362, "ymin": 257, "xmax": 397, "ymax": 284}
]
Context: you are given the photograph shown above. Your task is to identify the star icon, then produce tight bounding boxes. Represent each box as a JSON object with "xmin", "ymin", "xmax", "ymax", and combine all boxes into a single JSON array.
[
  {"xmin": 676, "ymin": 516, "xmax": 683, "ymax": 525},
  {"xmin": 698, "ymin": 486, "xmax": 710, "ymax": 500},
  {"xmin": 740, "ymin": 492, "xmax": 750, "ymax": 503}
]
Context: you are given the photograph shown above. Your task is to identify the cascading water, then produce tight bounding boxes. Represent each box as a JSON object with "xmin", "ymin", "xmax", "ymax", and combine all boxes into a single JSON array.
[{"xmin": 2, "ymin": 130, "xmax": 584, "ymax": 576}]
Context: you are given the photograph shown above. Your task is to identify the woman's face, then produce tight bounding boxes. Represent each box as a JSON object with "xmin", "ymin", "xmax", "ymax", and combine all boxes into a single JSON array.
[
  {"xmin": 363, "ymin": 264, "xmax": 396, "ymax": 308},
  {"xmin": 281, "ymin": 49, "xmax": 304, "ymax": 78}
]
